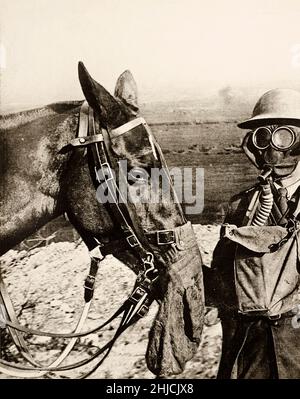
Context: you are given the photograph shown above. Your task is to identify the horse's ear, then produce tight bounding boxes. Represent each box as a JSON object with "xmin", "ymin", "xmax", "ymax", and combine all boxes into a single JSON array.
[
  {"xmin": 114, "ymin": 70, "xmax": 139, "ymax": 116},
  {"xmin": 78, "ymin": 61, "xmax": 127, "ymax": 127}
]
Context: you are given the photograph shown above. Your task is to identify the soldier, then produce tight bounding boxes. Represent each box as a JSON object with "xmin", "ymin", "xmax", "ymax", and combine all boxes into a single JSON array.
[{"xmin": 206, "ymin": 88, "xmax": 300, "ymax": 379}]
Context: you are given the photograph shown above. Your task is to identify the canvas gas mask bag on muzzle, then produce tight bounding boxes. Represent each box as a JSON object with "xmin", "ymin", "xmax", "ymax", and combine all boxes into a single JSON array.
[{"xmin": 108, "ymin": 118, "xmax": 205, "ymax": 376}]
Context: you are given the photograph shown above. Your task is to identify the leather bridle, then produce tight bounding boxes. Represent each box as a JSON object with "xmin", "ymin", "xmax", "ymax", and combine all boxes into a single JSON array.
[{"xmin": 0, "ymin": 102, "xmax": 184, "ymax": 378}]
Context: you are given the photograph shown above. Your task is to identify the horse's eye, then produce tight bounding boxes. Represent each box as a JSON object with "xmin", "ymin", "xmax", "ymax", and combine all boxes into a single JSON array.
[{"xmin": 128, "ymin": 167, "xmax": 149, "ymax": 184}]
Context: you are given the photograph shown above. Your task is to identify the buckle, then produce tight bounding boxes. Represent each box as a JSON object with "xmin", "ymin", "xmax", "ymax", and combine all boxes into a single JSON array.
[
  {"xmin": 122, "ymin": 286, "xmax": 150, "ymax": 325},
  {"xmin": 126, "ymin": 234, "xmax": 139, "ymax": 248},
  {"xmin": 84, "ymin": 275, "xmax": 96, "ymax": 291},
  {"xmin": 157, "ymin": 229, "xmax": 175, "ymax": 245},
  {"xmin": 137, "ymin": 304, "xmax": 149, "ymax": 318},
  {"xmin": 143, "ymin": 252, "xmax": 154, "ymax": 269},
  {"xmin": 129, "ymin": 286, "xmax": 147, "ymax": 304},
  {"xmin": 101, "ymin": 162, "xmax": 113, "ymax": 181},
  {"xmin": 142, "ymin": 253, "xmax": 159, "ymax": 282}
]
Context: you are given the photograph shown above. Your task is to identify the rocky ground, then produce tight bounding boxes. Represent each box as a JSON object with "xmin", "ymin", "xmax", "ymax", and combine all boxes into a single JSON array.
[{"xmin": 0, "ymin": 224, "xmax": 222, "ymax": 379}]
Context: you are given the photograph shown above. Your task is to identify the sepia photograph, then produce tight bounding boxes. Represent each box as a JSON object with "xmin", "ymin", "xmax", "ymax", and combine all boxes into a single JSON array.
[{"xmin": 1, "ymin": 0, "xmax": 300, "ymax": 385}]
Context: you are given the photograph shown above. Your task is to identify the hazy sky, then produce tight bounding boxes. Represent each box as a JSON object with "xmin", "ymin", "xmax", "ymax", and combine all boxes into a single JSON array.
[{"xmin": 1, "ymin": 0, "xmax": 300, "ymax": 109}]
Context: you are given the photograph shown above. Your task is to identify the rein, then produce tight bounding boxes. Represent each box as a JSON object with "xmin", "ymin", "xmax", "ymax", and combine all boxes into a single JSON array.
[{"xmin": 0, "ymin": 102, "xmax": 181, "ymax": 378}]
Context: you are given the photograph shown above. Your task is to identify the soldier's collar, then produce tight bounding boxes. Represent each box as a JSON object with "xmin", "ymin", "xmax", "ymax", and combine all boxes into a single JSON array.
[{"xmin": 274, "ymin": 162, "xmax": 300, "ymax": 190}]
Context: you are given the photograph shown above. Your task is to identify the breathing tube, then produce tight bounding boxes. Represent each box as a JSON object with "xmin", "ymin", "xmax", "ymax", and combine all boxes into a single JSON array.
[{"xmin": 251, "ymin": 168, "xmax": 274, "ymax": 226}]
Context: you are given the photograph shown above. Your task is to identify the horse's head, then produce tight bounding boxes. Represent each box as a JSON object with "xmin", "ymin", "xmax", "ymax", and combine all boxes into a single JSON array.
[
  {"xmin": 77, "ymin": 61, "xmax": 184, "ymax": 235},
  {"xmin": 63, "ymin": 62, "xmax": 204, "ymax": 377}
]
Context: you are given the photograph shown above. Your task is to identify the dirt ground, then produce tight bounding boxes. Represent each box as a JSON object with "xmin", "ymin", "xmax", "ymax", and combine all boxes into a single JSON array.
[{"xmin": 0, "ymin": 224, "xmax": 222, "ymax": 379}]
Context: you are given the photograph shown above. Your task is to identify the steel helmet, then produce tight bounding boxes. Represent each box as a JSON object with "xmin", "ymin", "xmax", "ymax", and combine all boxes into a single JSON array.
[{"xmin": 238, "ymin": 88, "xmax": 300, "ymax": 129}]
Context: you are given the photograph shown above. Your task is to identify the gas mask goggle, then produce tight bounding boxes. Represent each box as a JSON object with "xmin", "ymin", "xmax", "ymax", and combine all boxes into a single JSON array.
[{"xmin": 252, "ymin": 126, "xmax": 296, "ymax": 152}]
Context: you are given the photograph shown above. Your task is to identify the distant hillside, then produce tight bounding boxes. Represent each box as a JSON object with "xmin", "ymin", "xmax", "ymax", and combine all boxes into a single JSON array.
[
  {"xmin": 0, "ymin": 87, "xmax": 256, "ymax": 124},
  {"xmin": 141, "ymin": 99, "xmax": 251, "ymax": 125},
  {"xmin": 140, "ymin": 87, "xmax": 260, "ymax": 124},
  {"xmin": 2, "ymin": 83, "xmax": 299, "ymax": 123}
]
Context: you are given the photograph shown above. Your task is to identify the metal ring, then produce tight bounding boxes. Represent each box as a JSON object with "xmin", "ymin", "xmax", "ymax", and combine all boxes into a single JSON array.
[
  {"xmin": 252, "ymin": 127, "xmax": 272, "ymax": 150},
  {"xmin": 271, "ymin": 126, "xmax": 296, "ymax": 151}
]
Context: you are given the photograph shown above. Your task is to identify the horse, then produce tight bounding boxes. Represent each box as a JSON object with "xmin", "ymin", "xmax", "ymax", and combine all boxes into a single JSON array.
[{"xmin": 0, "ymin": 62, "xmax": 205, "ymax": 378}]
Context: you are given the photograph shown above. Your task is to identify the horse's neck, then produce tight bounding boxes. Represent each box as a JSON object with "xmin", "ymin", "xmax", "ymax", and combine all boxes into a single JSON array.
[{"xmin": 0, "ymin": 104, "xmax": 80, "ymax": 255}]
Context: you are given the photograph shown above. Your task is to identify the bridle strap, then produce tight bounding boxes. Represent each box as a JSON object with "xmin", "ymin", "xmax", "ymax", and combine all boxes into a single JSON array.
[
  {"xmin": 0, "ymin": 315, "xmax": 133, "ymax": 375},
  {"xmin": 85, "ymin": 107, "xmax": 158, "ymax": 266},
  {"xmin": 0, "ymin": 268, "xmax": 93, "ymax": 376},
  {"xmin": 100, "ymin": 124, "xmax": 155, "ymax": 255},
  {"xmin": 1, "ymin": 299, "xmax": 126, "ymax": 339},
  {"xmin": 0, "ymin": 273, "xmax": 147, "ymax": 377},
  {"xmin": 67, "ymin": 133, "xmax": 104, "ymax": 148},
  {"xmin": 0, "ymin": 273, "xmax": 40, "ymax": 366},
  {"xmin": 110, "ymin": 117, "xmax": 147, "ymax": 138}
]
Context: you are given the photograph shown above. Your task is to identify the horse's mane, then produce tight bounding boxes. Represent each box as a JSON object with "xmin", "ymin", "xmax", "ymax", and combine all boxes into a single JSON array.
[{"xmin": 0, "ymin": 101, "xmax": 83, "ymax": 130}]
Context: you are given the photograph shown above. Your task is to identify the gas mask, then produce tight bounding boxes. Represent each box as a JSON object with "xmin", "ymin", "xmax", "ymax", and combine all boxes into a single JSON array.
[
  {"xmin": 238, "ymin": 89, "xmax": 300, "ymax": 226},
  {"xmin": 242, "ymin": 124, "xmax": 300, "ymax": 179},
  {"xmin": 241, "ymin": 125, "xmax": 300, "ymax": 226}
]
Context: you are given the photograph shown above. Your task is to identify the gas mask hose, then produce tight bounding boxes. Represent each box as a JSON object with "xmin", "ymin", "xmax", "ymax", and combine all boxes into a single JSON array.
[{"xmin": 252, "ymin": 168, "xmax": 274, "ymax": 226}]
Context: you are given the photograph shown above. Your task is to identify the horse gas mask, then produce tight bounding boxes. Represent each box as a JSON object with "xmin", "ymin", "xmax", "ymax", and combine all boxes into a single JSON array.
[{"xmin": 242, "ymin": 124, "xmax": 300, "ymax": 179}]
